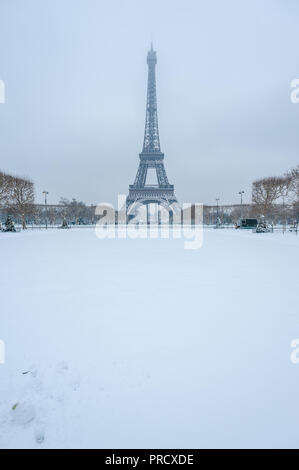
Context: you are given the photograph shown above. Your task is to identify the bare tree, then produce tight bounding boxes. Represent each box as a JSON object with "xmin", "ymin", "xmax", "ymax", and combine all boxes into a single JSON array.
[
  {"xmin": 252, "ymin": 175, "xmax": 291, "ymax": 219},
  {"xmin": 289, "ymin": 165, "xmax": 299, "ymax": 200},
  {"xmin": 287, "ymin": 166, "xmax": 299, "ymax": 223},
  {"xmin": 59, "ymin": 198, "xmax": 89, "ymax": 224},
  {"xmin": 0, "ymin": 172, "xmax": 13, "ymax": 205},
  {"xmin": 10, "ymin": 177, "xmax": 35, "ymax": 229},
  {"xmin": 292, "ymin": 199, "xmax": 299, "ymax": 223}
]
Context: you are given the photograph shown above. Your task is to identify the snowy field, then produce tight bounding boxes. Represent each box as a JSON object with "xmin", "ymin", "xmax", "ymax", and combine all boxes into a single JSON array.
[{"xmin": 0, "ymin": 227, "xmax": 299, "ymax": 449}]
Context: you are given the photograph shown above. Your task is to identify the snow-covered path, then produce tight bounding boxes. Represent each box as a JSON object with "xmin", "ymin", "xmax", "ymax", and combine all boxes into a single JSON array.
[{"xmin": 0, "ymin": 228, "xmax": 298, "ymax": 448}]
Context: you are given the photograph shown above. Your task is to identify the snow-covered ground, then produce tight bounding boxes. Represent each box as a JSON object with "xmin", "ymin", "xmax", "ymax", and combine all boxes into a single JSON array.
[{"xmin": 0, "ymin": 227, "xmax": 298, "ymax": 449}]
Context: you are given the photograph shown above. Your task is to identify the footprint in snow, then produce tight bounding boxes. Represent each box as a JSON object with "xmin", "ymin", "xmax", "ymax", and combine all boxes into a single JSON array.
[
  {"xmin": 8, "ymin": 361, "xmax": 80, "ymax": 445},
  {"xmin": 10, "ymin": 402, "xmax": 36, "ymax": 426}
]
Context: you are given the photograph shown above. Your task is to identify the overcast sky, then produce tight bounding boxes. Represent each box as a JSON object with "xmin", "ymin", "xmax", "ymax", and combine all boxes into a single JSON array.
[{"xmin": 0, "ymin": 0, "xmax": 299, "ymax": 205}]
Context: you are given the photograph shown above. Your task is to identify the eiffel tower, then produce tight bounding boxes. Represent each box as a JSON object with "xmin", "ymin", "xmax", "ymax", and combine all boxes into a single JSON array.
[{"xmin": 126, "ymin": 44, "xmax": 178, "ymax": 214}]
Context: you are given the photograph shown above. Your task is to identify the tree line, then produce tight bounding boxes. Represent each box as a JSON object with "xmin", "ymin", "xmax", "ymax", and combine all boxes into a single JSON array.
[
  {"xmin": 38, "ymin": 198, "xmax": 97, "ymax": 226},
  {"xmin": 1, "ymin": 165, "xmax": 299, "ymax": 229},
  {"xmin": 0, "ymin": 171, "xmax": 98, "ymax": 228}
]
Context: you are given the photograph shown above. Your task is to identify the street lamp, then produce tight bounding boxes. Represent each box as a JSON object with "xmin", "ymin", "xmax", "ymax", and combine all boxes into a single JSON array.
[
  {"xmin": 42, "ymin": 191, "xmax": 49, "ymax": 229},
  {"xmin": 238, "ymin": 190, "xmax": 245, "ymax": 220}
]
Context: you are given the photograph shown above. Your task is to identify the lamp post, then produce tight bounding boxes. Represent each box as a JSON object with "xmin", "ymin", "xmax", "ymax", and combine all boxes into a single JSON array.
[
  {"xmin": 42, "ymin": 191, "xmax": 49, "ymax": 229},
  {"xmin": 238, "ymin": 190, "xmax": 245, "ymax": 220}
]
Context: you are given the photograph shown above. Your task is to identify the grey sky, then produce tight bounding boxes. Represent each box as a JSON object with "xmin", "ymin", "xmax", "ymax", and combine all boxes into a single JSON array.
[{"xmin": 0, "ymin": 0, "xmax": 298, "ymax": 205}]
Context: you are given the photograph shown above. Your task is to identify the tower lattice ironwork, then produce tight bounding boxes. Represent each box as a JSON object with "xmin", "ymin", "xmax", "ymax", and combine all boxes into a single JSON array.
[{"xmin": 126, "ymin": 44, "xmax": 177, "ymax": 212}]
